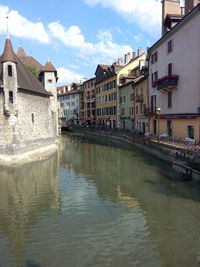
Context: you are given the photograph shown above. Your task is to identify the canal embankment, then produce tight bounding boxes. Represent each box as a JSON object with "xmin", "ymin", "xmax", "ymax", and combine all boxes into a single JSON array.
[{"xmin": 67, "ymin": 127, "xmax": 200, "ymax": 182}]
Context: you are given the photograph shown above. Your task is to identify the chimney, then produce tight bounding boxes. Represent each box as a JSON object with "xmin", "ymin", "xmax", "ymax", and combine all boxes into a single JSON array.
[
  {"xmin": 137, "ymin": 48, "xmax": 142, "ymax": 56},
  {"xmin": 162, "ymin": 0, "xmax": 181, "ymax": 35},
  {"xmin": 132, "ymin": 51, "xmax": 137, "ymax": 59},
  {"xmin": 180, "ymin": 6, "xmax": 185, "ymax": 15},
  {"xmin": 127, "ymin": 52, "xmax": 131, "ymax": 63},
  {"xmin": 124, "ymin": 54, "xmax": 127, "ymax": 64},
  {"xmin": 185, "ymin": 0, "xmax": 199, "ymax": 14}
]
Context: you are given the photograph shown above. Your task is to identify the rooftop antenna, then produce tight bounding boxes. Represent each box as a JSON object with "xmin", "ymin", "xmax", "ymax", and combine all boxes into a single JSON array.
[
  {"xmin": 48, "ymin": 56, "xmax": 50, "ymax": 62},
  {"xmin": 6, "ymin": 15, "xmax": 10, "ymax": 39}
]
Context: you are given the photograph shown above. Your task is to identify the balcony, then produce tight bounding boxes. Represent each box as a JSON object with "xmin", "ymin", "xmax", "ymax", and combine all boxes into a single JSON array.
[
  {"xmin": 135, "ymin": 95, "xmax": 144, "ymax": 102},
  {"xmin": 153, "ymin": 75, "xmax": 179, "ymax": 91},
  {"xmin": 147, "ymin": 107, "xmax": 157, "ymax": 115}
]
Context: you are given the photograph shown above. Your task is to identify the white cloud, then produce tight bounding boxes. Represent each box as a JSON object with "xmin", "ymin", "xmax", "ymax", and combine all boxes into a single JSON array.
[
  {"xmin": 48, "ymin": 22, "xmax": 132, "ymax": 64},
  {"xmin": 0, "ymin": 4, "xmax": 49, "ymax": 43},
  {"xmin": 57, "ymin": 67, "xmax": 84, "ymax": 85},
  {"xmin": 83, "ymin": 0, "xmax": 161, "ymax": 36}
]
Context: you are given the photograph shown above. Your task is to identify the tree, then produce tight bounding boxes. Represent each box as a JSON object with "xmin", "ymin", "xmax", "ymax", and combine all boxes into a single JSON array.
[{"xmin": 25, "ymin": 65, "xmax": 37, "ymax": 77}]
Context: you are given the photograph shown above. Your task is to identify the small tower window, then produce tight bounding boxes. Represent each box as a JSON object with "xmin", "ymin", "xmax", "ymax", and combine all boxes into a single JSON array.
[
  {"xmin": 48, "ymin": 79, "xmax": 52, "ymax": 83},
  {"xmin": 8, "ymin": 65, "xmax": 12, "ymax": 77},
  {"xmin": 9, "ymin": 91, "xmax": 13, "ymax": 103},
  {"xmin": 31, "ymin": 113, "xmax": 35, "ymax": 123}
]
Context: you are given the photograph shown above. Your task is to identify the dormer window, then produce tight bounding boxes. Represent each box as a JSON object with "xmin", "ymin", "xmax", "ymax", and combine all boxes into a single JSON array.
[{"xmin": 8, "ymin": 65, "xmax": 12, "ymax": 77}]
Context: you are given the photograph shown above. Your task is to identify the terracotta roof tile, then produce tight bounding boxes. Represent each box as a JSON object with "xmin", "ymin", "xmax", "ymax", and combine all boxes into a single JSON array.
[
  {"xmin": 42, "ymin": 61, "xmax": 56, "ymax": 72},
  {"xmin": 0, "ymin": 38, "xmax": 52, "ymax": 97},
  {"xmin": 17, "ymin": 46, "xmax": 26, "ymax": 57}
]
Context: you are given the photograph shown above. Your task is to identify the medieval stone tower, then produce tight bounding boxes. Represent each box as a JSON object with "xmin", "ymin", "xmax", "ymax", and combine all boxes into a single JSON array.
[
  {"xmin": 0, "ymin": 36, "xmax": 59, "ymax": 160},
  {"xmin": 39, "ymin": 61, "xmax": 59, "ymax": 137}
]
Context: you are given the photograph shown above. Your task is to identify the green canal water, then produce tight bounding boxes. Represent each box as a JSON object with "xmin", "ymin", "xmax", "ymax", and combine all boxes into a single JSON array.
[{"xmin": 0, "ymin": 135, "xmax": 200, "ymax": 267}]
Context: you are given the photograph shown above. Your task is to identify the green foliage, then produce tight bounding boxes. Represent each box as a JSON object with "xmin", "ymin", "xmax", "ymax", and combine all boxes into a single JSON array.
[{"xmin": 25, "ymin": 65, "xmax": 37, "ymax": 77}]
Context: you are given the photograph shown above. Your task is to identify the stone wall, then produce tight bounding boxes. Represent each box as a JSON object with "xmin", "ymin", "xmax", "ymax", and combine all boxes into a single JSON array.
[
  {"xmin": 71, "ymin": 128, "xmax": 200, "ymax": 181},
  {"xmin": 17, "ymin": 91, "xmax": 53, "ymax": 142}
]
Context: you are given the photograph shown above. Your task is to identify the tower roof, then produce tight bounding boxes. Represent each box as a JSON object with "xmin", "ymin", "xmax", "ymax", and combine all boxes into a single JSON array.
[
  {"xmin": 42, "ymin": 61, "xmax": 56, "ymax": 72},
  {"xmin": 17, "ymin": 46, "xmax": 27, "ymax": 57},
  {"xmin": 0, "ymin": 38, "xmax": 52, "ymax": 97},
  {"xmin": 0, "ymin": 38, "xmax": 17, "ymax": 63}
]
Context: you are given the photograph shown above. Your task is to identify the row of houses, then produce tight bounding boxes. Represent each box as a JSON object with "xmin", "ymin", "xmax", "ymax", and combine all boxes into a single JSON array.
[{"xmin": 58, "ymin": 0, "xmax": 200, "ymax": 142}]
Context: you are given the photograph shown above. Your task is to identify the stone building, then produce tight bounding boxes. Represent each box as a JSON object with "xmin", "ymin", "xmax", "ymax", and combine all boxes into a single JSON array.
[{"xmin": 0, "ymin": 37, "xmax": 59, "ymax": 163}]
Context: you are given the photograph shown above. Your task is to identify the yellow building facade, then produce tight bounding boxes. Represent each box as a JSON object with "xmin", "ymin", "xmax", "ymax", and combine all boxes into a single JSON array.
[
  {"xmin": 116, "ymin": 51, "xmax": 147, "ymax": 127},
  {"xmin": 95, "ymin": 64, "xmax": 120, "ymax": 128}
]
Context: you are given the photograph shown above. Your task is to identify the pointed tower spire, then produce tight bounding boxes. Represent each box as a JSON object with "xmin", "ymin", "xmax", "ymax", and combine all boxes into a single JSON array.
[
  {"xmin": 17, "ymin": 45, "xmax": 26, "ymax": 57},
  {"xmin": 6, "ymin": 15, "xmax": 10, "ymax": 39},
  {"xmin": 42, "ymin": 61, "xmax": 56, "ymax": 72},
  {"xmin": 0, "ymin": 38, "xmax": 17, "ymax": 63}
]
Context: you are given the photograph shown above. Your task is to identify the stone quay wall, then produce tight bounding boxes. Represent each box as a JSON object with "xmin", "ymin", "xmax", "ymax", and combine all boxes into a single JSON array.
[{"xmin": 70, "ymin": 127, "xmax": 200, "ymax": 182}]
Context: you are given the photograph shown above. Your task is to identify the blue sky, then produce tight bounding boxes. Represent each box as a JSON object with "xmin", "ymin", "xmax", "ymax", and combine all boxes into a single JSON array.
[{"xmin": 0, "ymin": 0, "xmax": 162, "ymax": 85}]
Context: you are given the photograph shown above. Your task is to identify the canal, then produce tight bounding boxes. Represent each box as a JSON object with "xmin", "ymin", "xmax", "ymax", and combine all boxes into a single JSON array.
[{"xmin": 0, "ymin": 135, "xmax": 200, "ymax": 267}]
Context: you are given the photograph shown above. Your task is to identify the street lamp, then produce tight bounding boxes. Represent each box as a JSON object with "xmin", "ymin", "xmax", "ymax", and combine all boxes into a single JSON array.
[{"xmin": 156, "ymin": 107, "xmax": 161, "ymax": 142}]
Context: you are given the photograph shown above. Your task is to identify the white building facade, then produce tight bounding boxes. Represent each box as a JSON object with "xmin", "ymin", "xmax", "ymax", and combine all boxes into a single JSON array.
[
  {"xmin": 59, "ymin": 90, "xmax": 80, "ymax": 126},
  {"xmin": 148, "ymin": 3, "xmax": 200, "ymax": 141}
]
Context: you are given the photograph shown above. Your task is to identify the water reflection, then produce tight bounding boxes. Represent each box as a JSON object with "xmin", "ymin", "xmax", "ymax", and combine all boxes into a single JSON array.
[
  {"xmin": 0, "ymin": 152, "xmax": 61, "ymax": 267},
  {"xmin": 0, "ymin": 136, "xmax": 200, "ymax": 267},
  {"xmin": 60, "ymin": 136, "xmax": 200, "ymax": 267}
]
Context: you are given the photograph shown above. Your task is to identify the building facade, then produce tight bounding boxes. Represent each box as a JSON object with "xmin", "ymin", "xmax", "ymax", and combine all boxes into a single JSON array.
[
  {"xmin": 95, "ymin": 64, "xmax": 121, "ymax": 128},
  {"xmin": 83, "ymin": 78, "xmax": 96, "ymax": 126},
  {"xmin": 133, "ymin": 76, "xmax": 148, "ymax": 134},
  {"xmin": 118, "ymin": 81, "xmax": 134, "ymax": 130},
  {"xmin": 116, "ymin": 50, "xmax": 147, "ymax": 128},
  {"xmin": 148, "ymin": 1, "xmax": 200, "ymax": 140},
  {"xmin": 58, "ymin": 85, "xmax": 80, "ymax": 127}
]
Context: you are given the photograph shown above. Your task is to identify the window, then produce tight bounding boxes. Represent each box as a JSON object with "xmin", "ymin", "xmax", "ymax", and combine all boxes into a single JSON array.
[
  {"xmin": 8, "ymin": 65, "xmax": 12, "ymax": 77},
  {"xmin": 168, "ymin": 40, "xmax": 173, "ymax": 53},
  {"xmin": 31, "ymin": 113, "xmax": 34, "ymax": 123},
  {"xmin": 187, "ymin": 125, "xmax": 194, "ymax": 139},
  {"xmin": 154, "ymin": 71, "xmax": 158, "ymax": 81},
  {"xmin": 168, "ymin": 91, "xmax": 172, "ymax": 108},
  {"xmin": 48, "ymin": 79, "xmax": 52, "ymax": 83},
  {"xmin": 151, "ymin": 51, "xmax": 158, "ymax": 64},
  {"xmin": 154, "ymin": 51, "xmax": 158, "ymax": 62},
  {"xmin": 168, "ymin": 63, "xmax": 173, "ymax": 76},
  {"xmin": 150, "ymin": 95, "xmax": 157, "ymax": 113},
  {"xmin": 130, "ymin": 93, "xmax": 134, "ymax": 101},
  {"xmin": 9, "ymin": 91, "xmax": 13, "ymax": 103},
  {"xmin": 167, "ymin": 120, "xmax": 172, "ymax": 136}
]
